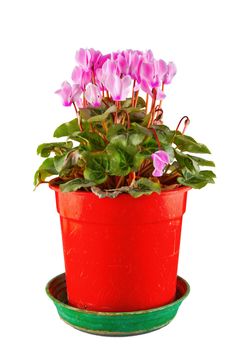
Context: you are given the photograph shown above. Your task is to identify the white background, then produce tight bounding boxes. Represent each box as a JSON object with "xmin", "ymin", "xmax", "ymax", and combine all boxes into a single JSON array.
[{"xmin": 0, "ymin": 0, "xmax": 232, "ymax": 349}]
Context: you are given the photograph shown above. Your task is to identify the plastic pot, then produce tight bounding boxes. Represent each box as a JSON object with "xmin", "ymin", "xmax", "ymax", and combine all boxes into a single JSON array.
[{"xmin": 50, "ymin": 185, "xmax": 189, "ymax": 312}]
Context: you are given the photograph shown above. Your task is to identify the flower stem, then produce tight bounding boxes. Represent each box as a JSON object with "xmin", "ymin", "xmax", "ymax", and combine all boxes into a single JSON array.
[
  {"xmin": 134, "ymin": 90, "xmax": 139, "ymax": 107},
  {"xmin": 114, "ymin": 102, "xmax": 118, "ymax": 123},
  {"xmin": 102, "ymin": 99, "xmax": 110, "ymax": 108},
  {"xmin": 176, "ymin": 116, "xmax": 190, "ymax": 134},
  {"xmin": 72, "ymin": 102, "xmax": 78, "ymax": 114},
  {"xmin": 126, "ymin": 110, "xmax": 131, "ymax": 129},
  {"xmin": 149, "ymin": 127, "xmax": 161, "ymax": 148},
  {"xmin": 83, "ymin": 96, "xmax": 87, "ymax": 108},
  {"xmin": 132, "ymin": 80, "xmax": 136, "ymax": 106},
  {"xmin": 145, "ymin": 94, "xmax": 149, "ymax": 113},
  {"xmin": 147, "ymin": 89, "xmax": 157, "ymax": 127},
  {"xmin": 116, "ymin": 176, "xmax": 124, "ymax": 189},
  {"xmin": 73, "ymin": 102, "xmax": 83, "ymax": 131},
  {"xmin": 102, "ymin": 120, "xmax": 108, "ymax": 133},
  {"xmin": 129, "ymin": 171, "xmax": 136, "ymax": 186}
]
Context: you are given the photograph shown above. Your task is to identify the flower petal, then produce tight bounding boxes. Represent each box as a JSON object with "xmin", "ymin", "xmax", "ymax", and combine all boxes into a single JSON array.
[{"xmin": 151, "ymin": 150, "xmax": 170, "ymax": 177}]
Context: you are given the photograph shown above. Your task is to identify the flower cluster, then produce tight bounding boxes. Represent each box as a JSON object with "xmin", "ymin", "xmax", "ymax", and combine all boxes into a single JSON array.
[
  {"xmin": 55, "ymin": 48, "xmax": 176, "ymax": 108},
  {"xmin": 35, "ymin": 48, "xmax": 215, "ymax": 197}
]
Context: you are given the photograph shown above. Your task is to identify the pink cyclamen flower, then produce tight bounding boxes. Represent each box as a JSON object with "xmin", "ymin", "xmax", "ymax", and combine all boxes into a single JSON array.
[
  {"xmin": 85, "ymin": 83, "xmax": 102, "ymax": 107},
  {"xmin": 151, "ymin": 150, "xmax": 170, "ymax": 177},
  {"xmin": 163, "ymin": 62, "xmax": 176, "ymax": 84},
  {"xmin": 72, "ymin": 66, "xmax": 92, "ymax": 90},
  {"xmin": 55, "ymin": 81, "xmax": 82, "ymax": 107},
  {"xmin": 75, "ymin": 48, "xmax": 92, "ymax": 72},
  {"xmin": 95, "ymin": 59, "xmax": 118, "ymax": 90},
  {"xmin": 105, "ymin": 74, "xmax": 131, "ymax": 101}
]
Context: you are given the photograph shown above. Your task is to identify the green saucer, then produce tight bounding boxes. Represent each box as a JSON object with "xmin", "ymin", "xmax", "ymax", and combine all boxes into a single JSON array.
[{"xmin": 46, "ymin": 273, "xmax": 190, "ymax": 336}]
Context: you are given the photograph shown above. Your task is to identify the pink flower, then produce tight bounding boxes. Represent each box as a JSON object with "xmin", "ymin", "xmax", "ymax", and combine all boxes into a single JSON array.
[
  {"xmin": 151, "ymin": 150, "xmax": 170, "ymax": 177},
  {"xmin": 139, "ymin": 61, "xmax": 160, "ymax": 94},
  {"xmin": 75, "ymin": 48, "xmax": 105, "ymax": 74},
  {"xmin": 85, "ymin": 83, "xmax": 102, "ymax": 107},
  {"xmin": 156, "ymin": 59, "xmax": 168, "ymax": 81},
  {"xmin": 72, "ymin": 66, "xmax": 92, "ymax": 90},
  {"xmin": 95, "ymin": 60, "xmax": 118, "ymax": 89},
  {"xmin": 117, "ymin": 54, "xmax": 129, "ymax": 75},
  {"xmin": 102, "ymin": 59, "xmax": 118, "ymax": 77},
  {"xmin": 143, "ymin": 49, "xmax": 154, "ymax": 62},
  {"xmin": 105, "ymin": 74, "xmax": 131, "ymax": 101},
  {"xmin": 129, "ymin": 51, "xmax": 143, "ymax": 81},
  {"xmin": 55, "ymin": 81, "xmax": 82, "ymax": 107},
  {"xmin": 75, "ymin": 48, "xmax": 92, "ymax": 72},
  {"xmin": 163, "ymin": 62, "xmax": 176, "ymax": 84}
]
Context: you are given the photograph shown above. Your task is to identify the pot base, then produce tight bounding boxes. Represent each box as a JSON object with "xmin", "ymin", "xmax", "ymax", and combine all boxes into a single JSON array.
[{"xmin": 46, "ymin": 273, "xmax": 190, "ymax": 336}]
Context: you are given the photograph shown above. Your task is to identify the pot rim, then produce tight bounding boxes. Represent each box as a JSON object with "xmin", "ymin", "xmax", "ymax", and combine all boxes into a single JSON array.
[{"xmin": 49, "ymin": 179, "xmax": 191, "ymax": 197}]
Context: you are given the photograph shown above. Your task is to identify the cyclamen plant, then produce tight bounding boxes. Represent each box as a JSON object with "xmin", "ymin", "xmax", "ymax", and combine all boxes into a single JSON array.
[{"xmin": 34, "ymin": 48, "xmax": 215, "ymax": 198}]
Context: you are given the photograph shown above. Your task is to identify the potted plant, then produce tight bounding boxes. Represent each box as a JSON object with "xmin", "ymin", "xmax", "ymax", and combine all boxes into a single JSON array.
[{"xmin": 35, "ymin": 48, "xmax": 215, "ymax": 335}]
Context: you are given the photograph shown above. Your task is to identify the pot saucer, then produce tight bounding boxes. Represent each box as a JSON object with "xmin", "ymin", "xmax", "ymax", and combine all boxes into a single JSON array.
[{"xmin": 46, "ymin": 273, "xmax": 190, "ymax": 336}]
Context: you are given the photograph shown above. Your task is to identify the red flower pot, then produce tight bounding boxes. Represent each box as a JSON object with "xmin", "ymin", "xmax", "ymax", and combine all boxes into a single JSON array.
[{"xmin": 50, "ymin": 185, "xmax": 190, "ymax": 312}]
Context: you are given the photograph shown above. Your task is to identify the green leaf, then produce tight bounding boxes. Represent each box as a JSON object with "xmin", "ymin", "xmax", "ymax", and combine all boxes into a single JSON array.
[
  {"xmin": 87, "ymin": 105, "xmax": 117, "ymax": 123},
  {"xmin": 53, "ymin": 149, "xmax": 81, "ymax": 172},
  {"xmin": 69, "ymin": 131, "xmax": 106, "ymax": 150},
  {"xmin": 133, "ymin": 152, "xmax": 150, "ymax": 170},
  {"xmin": 154, "ymin": 125, "xmax": 175, "ymax": 144},
  {"xmin": 177, "ymin": 176, "xmax": 208, "ymax": 189},
  {"xmin": 109, "ymin": 134, "xmax": 128, "ymax": 148},
  {"xmin": 121, "ymin": 96, "xmax": 146, "ymax": 109},
  {"xmin": 174, "ymin": 134, "xmax": 211, "ymax": 154},
  {"xmin": 122, "ymin": 107, "xmax": 143, "ymax": 114},
  {"xmin": 130, "ymin": 122, "xmax": 152, "ymax": 136},
  {"xmin": 162, "ymin": 145, "xmax": 175, "ymax": 162},
  {"xmin": 79, "ymin": 108, "xmax": 92, "ymax": 120},
  {"xmin": 141, "ymin": 136, "xmax": 158, "ymax": 154},
  {"xmin": 121, "ymin": 99, "xmax": 132, "ymax": 108},
  {"xmin": 60, "ymin": 178, "xmax": 95, "ymax": 192},
  {"xmin": 53, "ymin": 119, "xmax": 80, "ymax": 138},
  {"xmin": 177, "ymin": 169, "xmax": 216, "ymax": 189},
  {"xmin": 199, "ymin": 170, "xmax": 216, "ymax": 180},
  {"xmin": 34, "ymin": 158, "xmax": 58, "ymax": 186},
  {"xmin": 187, "ymin": 155, "xmax": 215, "ymax": 167},
  {"xmin": 175, "ymin": 150, "xmax": 200, "ymax": 174},
  {"xmin": 136, "ymin": 96, "xmax": 146, "ymax": 108},
  {"xmin": 37, "ymin": 141, "xmax": 73, "ymax": 157},
  {"xmin": 106, "ymin": 124, "xmax": 126, "ymax": 141},
  {"xmin": 83, "ymin": 153, "xmax": 109, "ymax": 184},
  {"xmin": 129, "ymin": 178, "xmax": 161, "ymax": 198},
  {"xmin": 107, "ymin": 144, "xmax": 132, "ymax": 176},
  {"xmin": 128, "ymin": 132, "xmax": 145, "ymax": 146},
  {"xmin": 129, "ymin": 111, "xmax": 147, "ymax": 123}
]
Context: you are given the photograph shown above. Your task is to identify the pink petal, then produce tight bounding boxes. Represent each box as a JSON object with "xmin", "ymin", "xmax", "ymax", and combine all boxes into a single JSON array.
[
  {"xmin": 117, "ymin": 55, "xmax": 129, "ymax": 75},
  {"xmin": 75, "ymin": 48, "xmax": 91, "ymax": 71},
  {"xmin": 144, "ymin": 49, "xmax": 154, "ymax": 62},
  {"xmin": 151, "ymin": 150, "xmax": 170, "ymax": 177},
  {"xmin": 156, "ymin": 88, "xmax": 166, "ymax": 100},
  {"xmin": 155, "ymin": 150, "xmax": 170, "ymax": 164},
  {"xmin": 85, "ymin": 83, "xmax": 102, "ymax": 106},
  {"xmin": 72, "ymin": 66, "xmax": 83, "ymax": 84},
  {"xmin": 140, "ymin": 62, "xmax": 153, "ymax": 81},
  {"xmin": 164, "ymin": 62, "xmax": 177, "ymax": 84},
  {"xmin": 121, "ymin": 75, "xmax": 131, "ymax": 100},
  {"xmin": 157, "ymin": 59, "xmax": 168, "ymax": 80},
  {"xmin": 140, "ymin": 79, "xmax": 152, "ymax": 96},
  {"xmin": 55, "ymin": 81, "xmax": 72, "ymax": 106},
  {"xmin": 72, "ymin": 84, "xmax": 82, "ymax": 102}
]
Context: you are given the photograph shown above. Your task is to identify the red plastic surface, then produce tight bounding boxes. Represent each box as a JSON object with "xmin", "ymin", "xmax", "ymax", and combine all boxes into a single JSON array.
[{"xmin": 51, "ymin": 185, "xmax": 189, "ymax": 312}]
